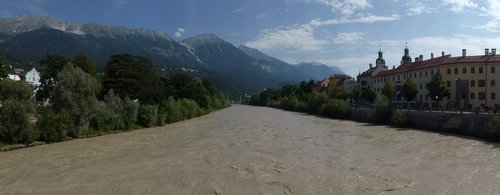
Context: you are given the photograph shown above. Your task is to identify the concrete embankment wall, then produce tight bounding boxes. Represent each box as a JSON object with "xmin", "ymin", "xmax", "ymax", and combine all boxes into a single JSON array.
[{"xmin": 350, "ymin": 108, "xmax": 494, "ymax": 138}]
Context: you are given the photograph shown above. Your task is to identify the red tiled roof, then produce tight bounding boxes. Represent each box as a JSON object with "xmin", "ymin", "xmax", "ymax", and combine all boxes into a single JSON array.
[{"xmin": 373, "ymin": 54, "xmax": 500, "ymax": 77}]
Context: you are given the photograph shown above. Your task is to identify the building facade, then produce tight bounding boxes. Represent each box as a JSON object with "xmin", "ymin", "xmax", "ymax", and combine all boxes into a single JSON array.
[{"xmin": 359, "ymin": 47, "xmax": 500, "ymax": 110}]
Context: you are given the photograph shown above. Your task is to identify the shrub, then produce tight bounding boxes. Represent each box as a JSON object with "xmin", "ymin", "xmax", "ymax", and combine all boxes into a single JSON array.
[
  {"xmin": 90, "ymin": 102, "xmax": 120, "ymax": 132},
  {"xmin": 165, "ymin": 97, "xmax": 182, "ymax": 123},
  {"xmin": 37, "ymin": 108, "xmax": 68, "ymax": 142},
  {"xmin": 391, "ymin": 109, "xmax": 408, "ymax": 127},
  {"xmin": 488, "ymin": 116, "xmax": 500, "ymax": 137},
  {"xmin": 0, "ymin": 79, "xmax": 39, "ymax": 144},
  {"xmin": 179, "ymin": 98, "xmax": 202, "ymax": 118},
  {"xmin": 122, "ymin": 97, "xmax": 139, "ymax": 128},
  {"xmin": 137, "ymin": 104, "xmax": 159, "ymax": 128},
  {"xmin": 373, "ymin": 96, "xmax": 391, "ymax": 124},
  {"xmin": 293, "ymin": 100, "xmax": 308, "ymax": 112},
  {"xmin": 319, "ymin": 99, "xmax": 351, "ymax": 119},
  {"xmin": 307, "ymin": 92, "xmax": 328, "ymax": 114}
]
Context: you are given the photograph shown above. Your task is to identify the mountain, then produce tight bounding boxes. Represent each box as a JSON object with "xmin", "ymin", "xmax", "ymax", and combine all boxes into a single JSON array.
[
  {"xmin": 296, "ymin": 62, "xmax": 345, "ymax": 80},
  {"xmin": 0, "ymin": 16, "xmax": 201, "ymax": 69},
  {"xmin": 239, "ymin": 45, "xmax": 345, "ymax": 81},
  {"xmin": 0, "ymin": 16, "xmax": 346, "ymax": 95}
]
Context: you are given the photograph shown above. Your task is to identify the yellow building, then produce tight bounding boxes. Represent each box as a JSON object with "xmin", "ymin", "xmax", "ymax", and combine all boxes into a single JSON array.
[
  {"xmin": 360, "ymin": 47, "xmax": 500, "ymax": 110},
  {"xmin": 440, "ymin": 49, "xmax": 500, "ymax": 109}
]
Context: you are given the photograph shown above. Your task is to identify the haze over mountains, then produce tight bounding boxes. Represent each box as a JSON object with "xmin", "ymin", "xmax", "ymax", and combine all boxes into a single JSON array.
[{"xmin": 0, "ymin": 16, "xmax": 344, "ymax": 95}]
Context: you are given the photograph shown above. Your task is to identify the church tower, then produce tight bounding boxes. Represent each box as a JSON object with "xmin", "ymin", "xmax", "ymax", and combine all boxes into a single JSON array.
[{"xmin": 401, "ymin": 43, "xmax": 412, "ymax": 64}]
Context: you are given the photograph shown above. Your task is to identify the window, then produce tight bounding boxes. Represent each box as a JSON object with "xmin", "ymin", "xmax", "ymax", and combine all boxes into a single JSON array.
[
  {"xmin": 455, "ymin": 68, "xmax": 458, "ymax": 74},
  {"xmin": 447, "ymin": 81, "xmax": 451, "ymax": 87},
  {"xmin": 471, "ymin": 67, "xmax": 475, "ymax": 74},
  {"xmin": 392, "ymin": 76, "xmax": 395, "ymax": 81},
  {"xmin": 462, "ymin": 67, "xmax": 467, "ymax": 74},
  {"xmin": 398, "ymin": 75, "xmax": 400, "ymax": 81},
  {"xmin": 479, "ymin": 67, "xmax": 484, "ymax": 73},
  {"xmin": 431, "ymin": 70, "xmax": 434, "ymax": 75},
  {"xmin": 479, "ymin": 80, "xmax": 486, "ymax": 87},
  {"xmin": 492, "ymin": 67, "xmax": 496, "ymax": 73},
  {"xmin": 404, "ymin": 75, "xmax": 406, "ymax": 80},
  {"xmin": 420, "ymin": 83, "xmax": 423, "ymax": 90},
  {"xmin": 471, "ymin": 80, "xmax": 475, "ymax": 87},
  {"xmin": 492, "ymin": 93, "xmax": 496, "ymax": 100},
  {"xmin": 492, "ymin": 80, "xmax": 496, "ymax": 87},
  {"xmin": 479, "ymin": 92, "xmax": 486, "ymax": 100},
  {"xmin": 425, "ymin": 71, "xmax": 428, "ymax": 77},
  {"xmin": 470, "ymin": 93, "xmax": 475, "ymax": 100},
  {"xmin": 414, "ymin": 73, "xmax": 416, "ymax": 78},
  {"xmin": 447, "ymin": 68, "xmax": 451, "ymax": 74},
  {"xmin": 420, "ymin": 72, "xmax": 422, "ymax": 78}
]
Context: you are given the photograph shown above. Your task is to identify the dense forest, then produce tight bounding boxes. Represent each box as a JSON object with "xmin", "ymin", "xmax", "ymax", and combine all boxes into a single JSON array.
[{"xmin": 0, "ymin": 53, "xmax": 229, "ymax": 145}]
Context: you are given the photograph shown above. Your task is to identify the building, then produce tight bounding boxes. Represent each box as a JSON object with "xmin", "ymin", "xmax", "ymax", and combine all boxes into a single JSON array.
[
  {"xmin": 359, "ymin": 46, "xmax": 500, "ymax": 110},
  {"xmin": 357, "ymin": 49, "xmax": 389, "ymax": 90},
  {"xmin": 25, "ymin": 68, "xmax": 41, "ymax": 87},
  {"xmin": 439, "ymin": 48, "xmax": 500, "ymax": 109},
  {"xmin": 7, "ymin": 74, "xmax": 20, "ymax": 81}
]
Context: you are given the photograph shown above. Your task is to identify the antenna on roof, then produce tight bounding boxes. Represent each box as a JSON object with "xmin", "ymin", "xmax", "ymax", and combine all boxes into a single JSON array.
[
  {"xmin": 405, "ymin": 42, "xmax": 408, "ymax": 48},
  {"xmin": 379, "ymin": 45, "xmax": 381, "ymax": 51}
]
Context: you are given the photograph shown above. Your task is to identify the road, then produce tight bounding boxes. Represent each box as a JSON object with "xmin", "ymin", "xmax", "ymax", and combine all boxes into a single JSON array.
[{"xmin": 1, "ymin": 105, "xmax": 500, "ymax": 194}]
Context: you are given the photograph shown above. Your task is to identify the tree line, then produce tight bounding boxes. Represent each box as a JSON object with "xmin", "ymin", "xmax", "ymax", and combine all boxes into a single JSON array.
[
  {"xmin": 247, "ymin": 72, "xmax": 450, "ymax": 126},
  {"xmin": 0, "ymin": 53, "xmax": 229, "ymax": 144}
]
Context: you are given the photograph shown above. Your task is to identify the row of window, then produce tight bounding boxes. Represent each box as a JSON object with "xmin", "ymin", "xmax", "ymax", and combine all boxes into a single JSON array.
[
  {"xmin": 373, "ymin": 70, "xmax": 435, "ymax": 84},
  {"xmin": 446, "ymin": 66, "xmax": 496, "ymax": 75},
  {"xmin": 445, "ymin": 80, "xmax": 496, "ymax": 87},
  {"xmin": 470, "ymin": 92, "xmax": 496, "ymax": 100}
]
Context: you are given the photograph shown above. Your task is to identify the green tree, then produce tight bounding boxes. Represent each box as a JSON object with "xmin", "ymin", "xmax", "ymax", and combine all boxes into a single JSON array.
[
  {"xmin": 401, "ymin": 79, "xmax": 417, "ymax": 107},
  {"xmin": 0, "ymin": 80, "xmax": 38, "ymax": 143},
  {"xmin": 426, "ymin": 71, "xmax": 450, "ymax": 103},
  {"xmin": 73, "ymin": 54, "xmax": 97, "ymax": 77},
  {"xmin": 381, "ymin": 80, "xmax": 395, "ymax": 100},
  {"xmin": 103, "ymin": 54, "xmax": 165, "ymax": 104},
  {"xmin": 51, "ymin": 65, "xmax": 100, "ymax": 137},
  {"xmin": 350, "ymin": 85, "xmax": 362, "ymax": 104},
  {"xmin": 361, "ymin": 86, "xmax": 376, "ymax": 103},
  {"xmin": 36, "ymin": 54, "xmax": 68, "ymax": 102},
  {"xmin": 0, "ymin": 52, "xmax": 7, "ymax": 79}
]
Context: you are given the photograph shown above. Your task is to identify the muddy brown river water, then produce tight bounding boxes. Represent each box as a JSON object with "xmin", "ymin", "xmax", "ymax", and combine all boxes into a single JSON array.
[{"xmin": 1, "ymin": 105, "xmax": 500, "ymax": 194}]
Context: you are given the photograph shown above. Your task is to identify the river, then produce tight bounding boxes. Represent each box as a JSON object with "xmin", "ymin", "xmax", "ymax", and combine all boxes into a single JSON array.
[{"xmin": 1, "ymin": 105, "xmax": 499, "ymax": 194}]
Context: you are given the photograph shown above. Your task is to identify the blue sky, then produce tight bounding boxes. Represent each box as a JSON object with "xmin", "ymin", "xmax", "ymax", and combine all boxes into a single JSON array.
[{"xmin": 1, "ymin": 0, "xmax": 500, "ymax": 77}]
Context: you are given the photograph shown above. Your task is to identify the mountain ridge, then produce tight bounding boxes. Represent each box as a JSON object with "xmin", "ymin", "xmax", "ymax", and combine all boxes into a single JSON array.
[{"xmin": 0, "ymin": 16, "xmax": 345, "ymax": 94}]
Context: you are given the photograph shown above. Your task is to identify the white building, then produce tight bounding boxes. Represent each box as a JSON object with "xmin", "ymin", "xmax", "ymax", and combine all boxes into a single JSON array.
[
  {"xmin": 25, "ymin": 68, "xmax": 41, "ymax": 87},
  {"xmin": 7, "ymin": 74, "xmax": 20, "ymax": 81}
]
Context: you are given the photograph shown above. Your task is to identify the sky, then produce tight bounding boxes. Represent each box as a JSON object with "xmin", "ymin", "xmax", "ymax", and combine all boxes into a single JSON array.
[{"xmin": 1, "ymin": 0, "xmax": 500, "ymax": 77}]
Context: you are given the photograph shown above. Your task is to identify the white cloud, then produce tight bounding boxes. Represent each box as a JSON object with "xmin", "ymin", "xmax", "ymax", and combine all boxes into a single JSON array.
[
  {"xmin": 442, "ymin": 0, "xmax": 477, "ymax": 12},
  {"xmin": 175, "ymin": 28, "xmax": 185, "ymax": 38},
  {"xmin": 406, "ymin": 0, "xmax": 435, "ymax": 16},
  {"xmin": 295, "ymin": 0, "xmax": 372, "ymax": 16},
  {"xmin": 231, "ymin": 7, "xmax": 244, "ymax": 14},
  {"xmin": 476, "ymin": 0, "xmax": 500, "ymax": 31},
  {"xmin": 309, "ymin": 14, "xmax": 400, "ymax": 26},
  {"xmin": 245, "ymin": 24, "xmax": 327, "ymax": 51},
  {"xmin": 333, "ymin": 32, "xmax": 364, "ymax": 44}
]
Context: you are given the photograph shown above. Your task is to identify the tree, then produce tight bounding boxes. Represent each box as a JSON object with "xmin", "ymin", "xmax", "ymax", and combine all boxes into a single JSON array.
[
  {"xmin": 350, "ymin": 85, "xmax": 362, "ymax": 104},
  {"xmin": 51, "ymin": 65, "xmax": 100, "ymax": 137},
  {"xmin": 73, "ymin": 54, "xmax": 97, "ymax": 77},
  {"xmin": 381, "ymin": 80, "xmax": 395, "ymax": 100},
  {"xmin": 103, "ymin": 54, "xmax": 165, "ymax": 104},
  {"xmin": 401, "ymin": 79, "xmax": 417, "ymax": 107},
  {"xmin": 36, "ymin": 54, "xmax": 68, "ymax": 102},
  {"xmin": 0, "ymin": 52, "xmax": 7, "ymax": 79},
  {"xmin": 426, "ymin": 71, "xmax": 450, "ymax": 103},
  {"xmin": 0, "ymin": 80, "xmax": 38, "ymax": 143},
  {"xmin": 361, "ymin": 86, "xmax": 376, "ymax": 103}
]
